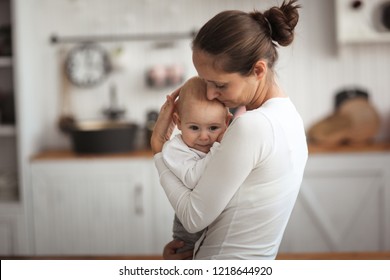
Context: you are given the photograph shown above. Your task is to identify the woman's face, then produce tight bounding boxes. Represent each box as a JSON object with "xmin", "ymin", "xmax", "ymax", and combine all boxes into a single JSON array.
[{"xmin": 192, "ymin": 50, "xmax": 260, "ymax": 109}]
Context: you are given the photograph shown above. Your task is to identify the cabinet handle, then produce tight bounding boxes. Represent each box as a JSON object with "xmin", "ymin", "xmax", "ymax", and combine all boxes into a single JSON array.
[{"xmin": 134, "ymin": 184, "xmax": 144, "ymax": 216}]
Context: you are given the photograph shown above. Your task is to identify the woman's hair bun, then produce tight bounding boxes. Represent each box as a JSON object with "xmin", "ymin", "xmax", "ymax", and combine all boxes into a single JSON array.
[{"xmin": 264, "ymin": 0, "xmax": 301, "ymax": 46}]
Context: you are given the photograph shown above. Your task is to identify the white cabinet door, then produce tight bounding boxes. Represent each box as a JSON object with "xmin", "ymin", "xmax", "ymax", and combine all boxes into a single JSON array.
[
  {"xmin": 0, "ymin": 216, "xmax": 14, "ymax": 255},
  {"xmin": 149, "ymin": 166, "xmax": 175, "ymax": 252},
  {"xmin": 31, "ymin": 159, "xmax": 154, "ymax": 255},
  {"xmin": 279, "ymin": 152, "xmax": 390, "ymax": 253},
  {"xmin": 0, "ymin": 210, "xmax": 30, "ymax": 255}
]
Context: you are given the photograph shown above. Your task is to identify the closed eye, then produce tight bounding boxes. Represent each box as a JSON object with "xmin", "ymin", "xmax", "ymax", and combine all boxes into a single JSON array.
[
  {"xmin": 215, "ymin": 84, "xmax": 225, "ymax": 89},
  {"xmin": 205, "ymin": 80, "xmax": 226, "ymax": 90}
]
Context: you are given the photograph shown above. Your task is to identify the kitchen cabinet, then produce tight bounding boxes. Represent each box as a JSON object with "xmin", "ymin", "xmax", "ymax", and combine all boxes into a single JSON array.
[
  {"xmin": 0, "ymin": 205, "xmax": 29, "ymax": 255},
  {"xmin": 279, "ymin": 151, "xmax": 390, "ymax": 253},
  {"xmin": 0, "ymin": 0, "xmax": 32, "ymax": 256},
  {"xmin": 0, "ymin": 0, "xmax": 18, "ymax": 203},
  {"xmin": 30, "ymin": 156, "xmax": 174, "ymax": 255},
  {"xmin": 0, "ymin": 214, "xmax": 14, "ymax": 255},
  {"xmin": 28, "ymin": 149, "xmax": 390, "ymax": 256}
]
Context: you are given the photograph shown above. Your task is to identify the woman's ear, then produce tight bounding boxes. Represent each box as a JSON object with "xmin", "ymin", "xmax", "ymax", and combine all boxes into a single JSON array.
[
  {"xmin": 173, "ymin": 112, "xmax": 181, "ymax": 130},
  {"xmin": 253, "ymin": 60, "xmax": 267, "ymax": 80}
]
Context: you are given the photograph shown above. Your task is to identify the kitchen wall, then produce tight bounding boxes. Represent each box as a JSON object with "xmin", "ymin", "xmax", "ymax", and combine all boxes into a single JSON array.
[{"xmin": 16, "ymin": 0, "xmax": 390, "ymax": 153}]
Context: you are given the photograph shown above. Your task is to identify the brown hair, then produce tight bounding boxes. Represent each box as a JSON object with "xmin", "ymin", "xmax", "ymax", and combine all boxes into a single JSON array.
[
  {"xmin": 176, "ymin": 76, "xmax": 227, "ymax": 116},
  {"xmin": 192, "ymin": 0, "xmax": 300, "ymax": 75}
]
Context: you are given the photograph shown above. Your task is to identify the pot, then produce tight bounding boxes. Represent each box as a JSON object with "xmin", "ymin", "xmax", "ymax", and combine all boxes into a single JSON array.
[{"xmin": 70, "ymin": 121, "xmax": 139, "ymax": 154}]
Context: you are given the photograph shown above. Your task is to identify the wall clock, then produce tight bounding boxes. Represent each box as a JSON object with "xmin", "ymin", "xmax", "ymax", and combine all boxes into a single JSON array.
[{"xmin": 65, "ymin": 43, "xmax": 111, "ymax": 88}]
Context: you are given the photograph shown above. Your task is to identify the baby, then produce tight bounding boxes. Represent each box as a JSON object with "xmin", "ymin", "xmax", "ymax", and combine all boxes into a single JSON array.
[{"xmin": 162, "ymin": 76, "xmax": 230, "ymax": 256}]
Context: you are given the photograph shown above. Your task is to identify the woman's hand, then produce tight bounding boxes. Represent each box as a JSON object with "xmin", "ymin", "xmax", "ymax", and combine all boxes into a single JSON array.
[
  {"xmin": 150, "ymin": 88, "xmax": 180, "ymax": 154},
  {"xmin": 163, "ymin": 239, "xmax": 194, "ymax": 260}
]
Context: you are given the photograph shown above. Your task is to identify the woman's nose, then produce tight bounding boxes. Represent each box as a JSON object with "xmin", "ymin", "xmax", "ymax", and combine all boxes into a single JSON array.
[{"xmin": 206, "ymin": 87, "xmax": 219, "ymax": 100}]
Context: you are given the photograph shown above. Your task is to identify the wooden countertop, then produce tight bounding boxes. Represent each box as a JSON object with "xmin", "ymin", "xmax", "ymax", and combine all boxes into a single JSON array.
[
  {"xmin": 31, "ymin": 142, "xmax": 390, "ymax": 161},
  {"xmin": 308, "ymin": 142, "xmax": 390, "ymax": 154},
  {"xmin": 2, "ymin": 252, "xmax": 390, "ymax": 260},
  {"xmin": 31, "ymin": 149, "xmax": 154, "ymax": 161}
]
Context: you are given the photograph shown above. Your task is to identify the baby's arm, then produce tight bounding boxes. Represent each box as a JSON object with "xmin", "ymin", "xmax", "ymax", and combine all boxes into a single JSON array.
[
  {"xmin": 182, "ymin": 143, "xmax": 219, "ymax": 189},
  {"xmin": 162, "ymin": 137, "xmax": 219, "ymax": 189}
]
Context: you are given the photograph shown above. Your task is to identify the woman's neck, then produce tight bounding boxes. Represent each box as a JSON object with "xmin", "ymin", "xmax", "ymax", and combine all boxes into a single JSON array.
[{"xmin": 246, "ymin": 77, "xmax": 285, "ymax": 110}]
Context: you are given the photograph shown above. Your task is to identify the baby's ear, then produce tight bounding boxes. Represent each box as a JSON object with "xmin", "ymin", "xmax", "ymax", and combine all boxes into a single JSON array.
[
  {"xmin": 226, "ymin": 112, "xmax": 233, "ymax": 125},
  {"xmin": 173, "ymin": 112, "xmax": 181, "ymax": 129}
]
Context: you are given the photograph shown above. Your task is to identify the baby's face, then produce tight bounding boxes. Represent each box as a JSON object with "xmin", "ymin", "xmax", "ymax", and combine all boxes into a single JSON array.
[{"xmin": 178, "ymin": 100, "xmax": 228, "ymax": 153}]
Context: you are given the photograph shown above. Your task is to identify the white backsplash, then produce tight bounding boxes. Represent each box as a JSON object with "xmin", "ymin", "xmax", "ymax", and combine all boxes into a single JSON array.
[{"xmin": 21, "ymin": 0, "xmax": 390, "ymax": 150}]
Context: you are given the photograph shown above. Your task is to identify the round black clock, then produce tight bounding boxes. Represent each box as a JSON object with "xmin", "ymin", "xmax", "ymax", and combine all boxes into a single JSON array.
[{"xmin": 65, "ymin": 43, "xmax": 111, "ymax": 88}]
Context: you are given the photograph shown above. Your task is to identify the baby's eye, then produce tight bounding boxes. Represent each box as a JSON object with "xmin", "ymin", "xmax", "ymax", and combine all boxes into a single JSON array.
[
  {"xmin": 209, "ymin": 126, "xmax": 220, "ymax": 131},
  {"xmin": 189, "ymin": 125, "xmax": 199, "ymax": 131}
]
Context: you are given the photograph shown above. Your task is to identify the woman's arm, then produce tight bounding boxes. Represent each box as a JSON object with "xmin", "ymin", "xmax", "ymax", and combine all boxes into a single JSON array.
[
  {"xmin": 162, "ymin": 138, "xmax": 220, "ymax": 189},
  {"xmin": 155, "ymin": 115, "xmax": 271, "ymax": 233},
  {"xmin": 150, "ymin": 88, "xmax": 180, "ymax": 154}
]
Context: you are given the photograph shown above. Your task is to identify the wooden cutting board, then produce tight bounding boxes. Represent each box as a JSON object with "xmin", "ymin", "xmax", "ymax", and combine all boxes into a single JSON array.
[{"xmin": 307, "ymin": 97, "xmax": 381, "ymax": 146}]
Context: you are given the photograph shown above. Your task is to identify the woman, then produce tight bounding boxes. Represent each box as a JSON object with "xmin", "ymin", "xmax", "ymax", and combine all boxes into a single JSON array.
[{"xmin": 151, "ymin": 0, "xmax": 308, "ymax": 260}]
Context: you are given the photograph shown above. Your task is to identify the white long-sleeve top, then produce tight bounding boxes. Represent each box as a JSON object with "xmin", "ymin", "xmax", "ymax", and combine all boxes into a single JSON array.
[
  {"xmin": 162, "ymin": 134, "xmax": 220, "ymax": 189},
  {"xmin": 154, "ymin": 97, "xmax": 308, "ymax": 259}
]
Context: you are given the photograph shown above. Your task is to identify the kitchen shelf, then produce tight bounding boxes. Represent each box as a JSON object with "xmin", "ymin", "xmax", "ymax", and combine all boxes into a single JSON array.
[
  {"xmin": 50, "ymin": 30, "xmax": 197, "ymax": 44},
  {"xmin": 0, "ymin": 125, "xmax": 16, "ymax": 136},
  {"xmin": 0, "ymin": 56, "xmax": 12, "ymax": 67}
]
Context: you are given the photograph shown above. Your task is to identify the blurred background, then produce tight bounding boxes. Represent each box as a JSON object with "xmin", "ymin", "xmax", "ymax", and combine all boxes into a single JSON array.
[{"xmin": 0, "ymin": 0, "xmax": 390, "ymax": 257}]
